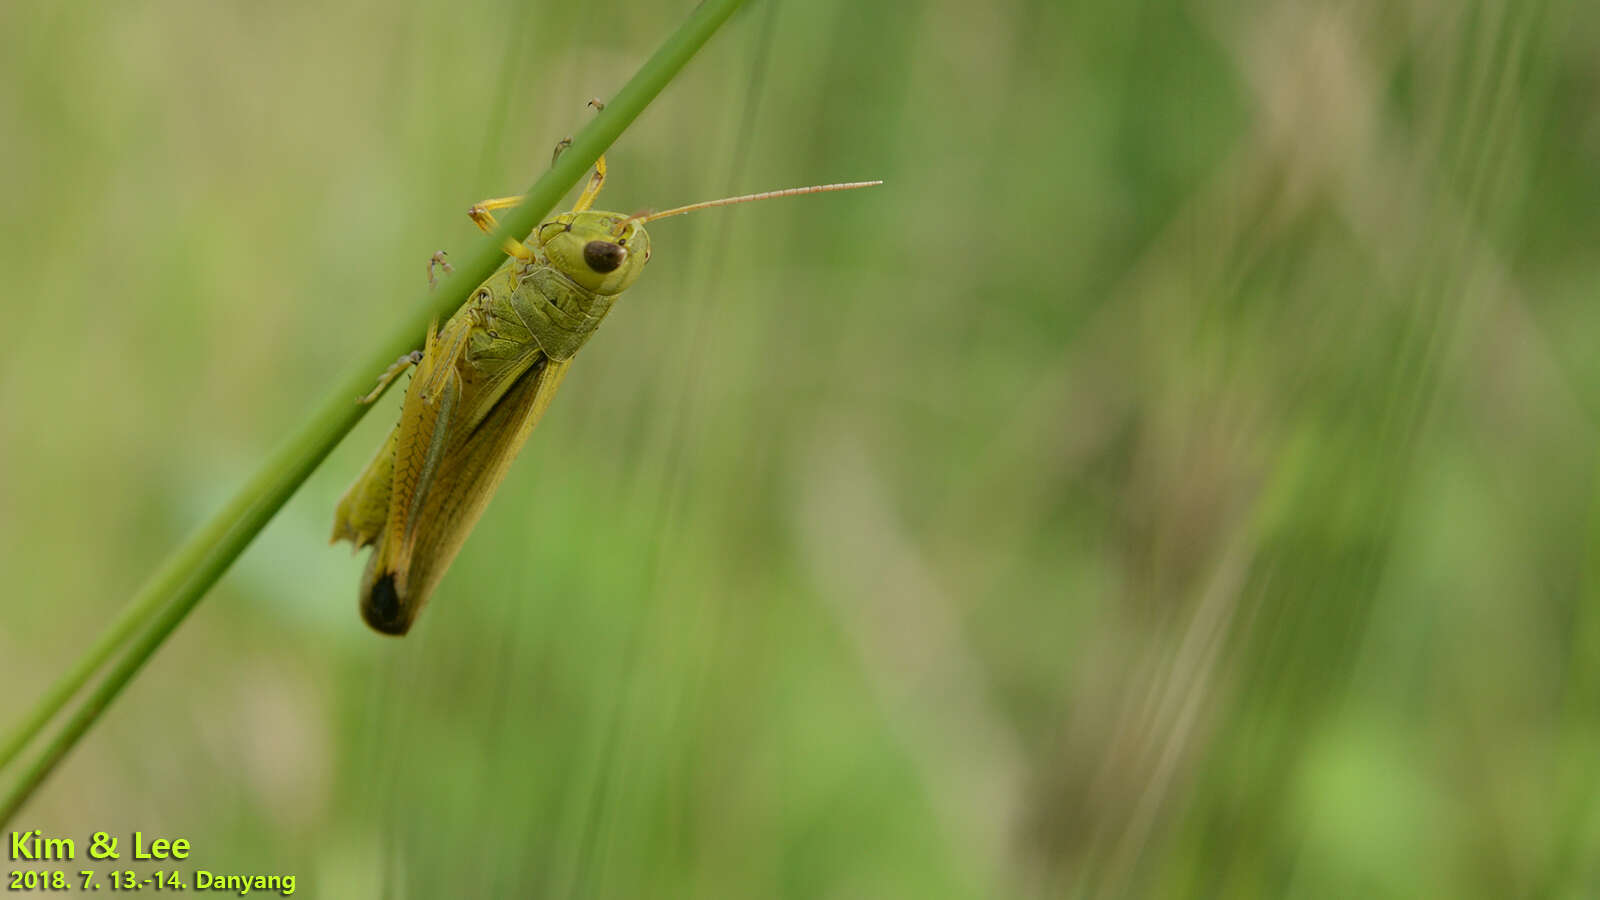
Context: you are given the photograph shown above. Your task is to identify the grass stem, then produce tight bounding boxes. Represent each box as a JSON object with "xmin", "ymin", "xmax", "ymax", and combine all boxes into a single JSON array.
[{"xmin": 0, "ymin": 0, "xmax": 748, "ymax": 826}]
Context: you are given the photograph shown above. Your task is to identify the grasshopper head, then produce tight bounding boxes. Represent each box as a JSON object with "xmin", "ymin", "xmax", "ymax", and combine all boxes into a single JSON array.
[{"xmin": 536, "ymin": 210, "xmax": 651, "ymax": 295}]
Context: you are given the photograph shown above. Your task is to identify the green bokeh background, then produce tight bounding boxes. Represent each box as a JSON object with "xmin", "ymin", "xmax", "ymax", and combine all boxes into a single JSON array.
[{"xmin": 3, "ymin": 0, "xmax": 1599, "ymax": 896}]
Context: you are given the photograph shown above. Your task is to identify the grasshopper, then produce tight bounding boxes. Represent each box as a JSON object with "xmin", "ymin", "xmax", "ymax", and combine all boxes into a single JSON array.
[{"xmin": 332, "ymin": 139, "xmax": 878, "ymax": 635}]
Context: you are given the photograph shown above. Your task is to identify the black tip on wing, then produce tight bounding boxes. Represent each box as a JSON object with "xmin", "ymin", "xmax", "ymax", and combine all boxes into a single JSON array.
[{"xmin": 362, "ymin": 573, "xmax": 413, "ymax": 636}]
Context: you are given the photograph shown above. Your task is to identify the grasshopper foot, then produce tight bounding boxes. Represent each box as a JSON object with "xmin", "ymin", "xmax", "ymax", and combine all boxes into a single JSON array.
[{"xmin": 427, "ymin": 250, "xmax": 453, "ymax": 288}]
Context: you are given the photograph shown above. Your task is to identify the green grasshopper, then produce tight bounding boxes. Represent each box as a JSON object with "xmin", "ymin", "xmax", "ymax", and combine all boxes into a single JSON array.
[{"xmin": 332, "ymin": 142, "xmax": 878, "ymax": 635}]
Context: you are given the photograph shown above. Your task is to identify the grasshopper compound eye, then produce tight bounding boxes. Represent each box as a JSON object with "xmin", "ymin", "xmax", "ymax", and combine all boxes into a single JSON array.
[{"xmin": 583, "ymin": 240, "xmax": 627, "ymax": 273}]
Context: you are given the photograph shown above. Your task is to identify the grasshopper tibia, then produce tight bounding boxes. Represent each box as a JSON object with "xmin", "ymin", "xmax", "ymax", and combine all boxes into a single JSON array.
[{"xmin": 360, "ymin": 350, "xmax": 424, "ymax": 404}]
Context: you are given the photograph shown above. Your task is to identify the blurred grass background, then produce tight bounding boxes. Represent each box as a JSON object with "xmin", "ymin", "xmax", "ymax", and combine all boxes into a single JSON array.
[{"xmin": 2, "ymin": 0, "xmax": 1599, "ymax": 896}]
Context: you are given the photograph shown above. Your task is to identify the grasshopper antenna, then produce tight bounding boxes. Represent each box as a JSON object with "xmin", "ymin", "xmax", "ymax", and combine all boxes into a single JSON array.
[{"xmin": 627, "ymin": 181, "xmax": 883, "ymax": 226}]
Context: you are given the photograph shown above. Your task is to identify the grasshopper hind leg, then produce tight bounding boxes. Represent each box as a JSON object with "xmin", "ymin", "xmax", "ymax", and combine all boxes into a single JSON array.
[
  {"xmin": 333, "ymin": 348, "xmax": 424, "ymax": 545},
  {"xmin": 331, "ymin": 423, "xmax": 400, "ymax": 548}
]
